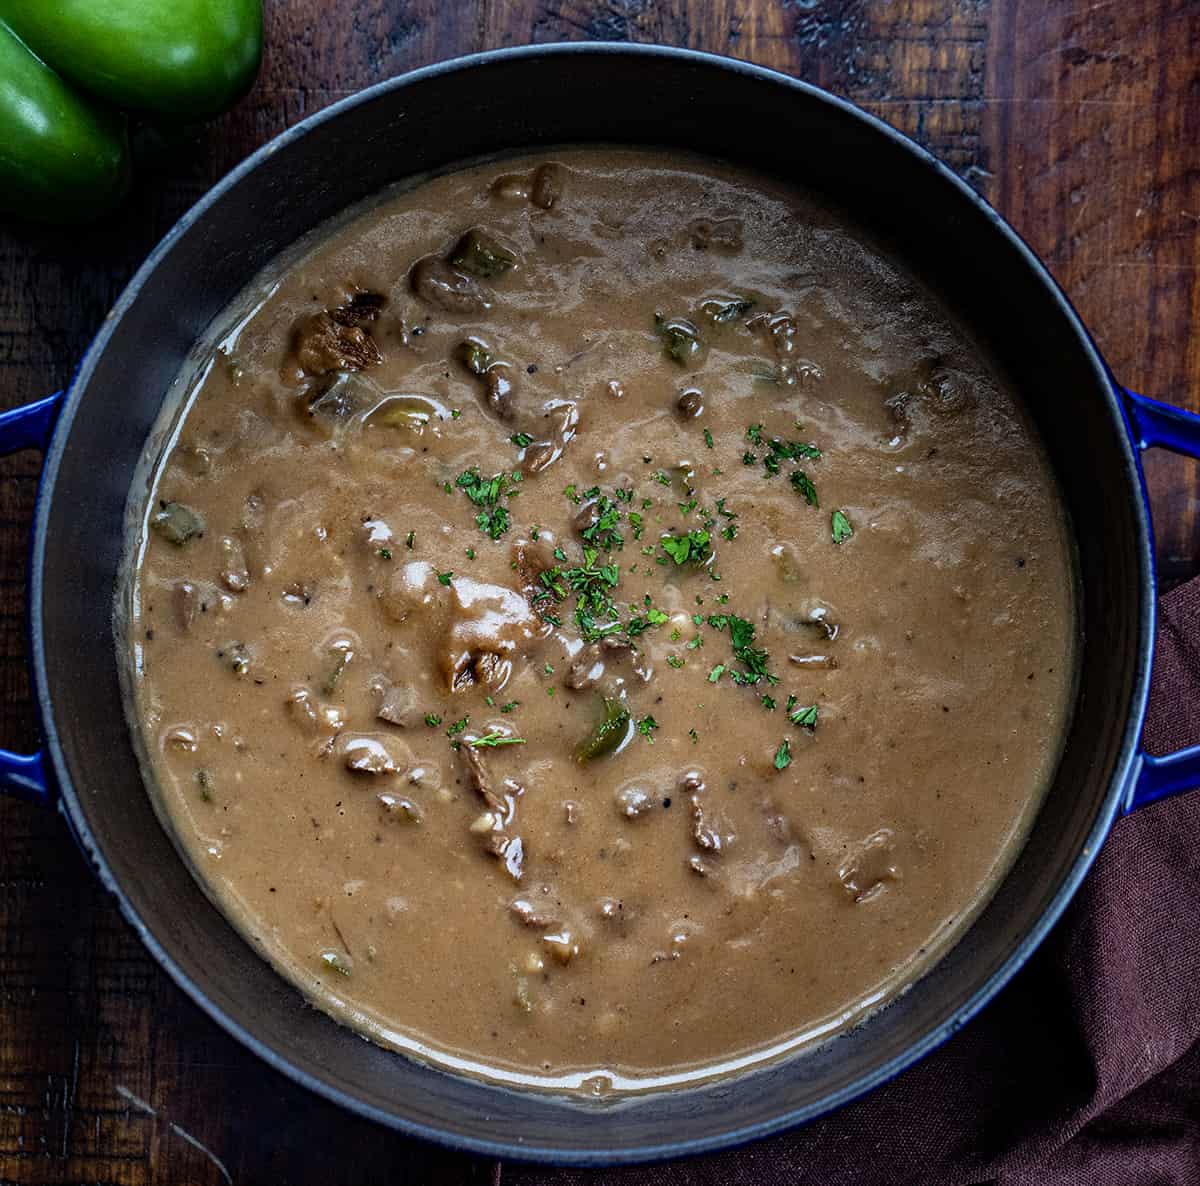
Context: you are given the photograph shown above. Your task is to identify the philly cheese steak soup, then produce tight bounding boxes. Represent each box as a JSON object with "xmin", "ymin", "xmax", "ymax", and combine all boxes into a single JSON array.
[{"xmin": 122, "ymin": 148, "xmax": 1077, "ymax": 1093}]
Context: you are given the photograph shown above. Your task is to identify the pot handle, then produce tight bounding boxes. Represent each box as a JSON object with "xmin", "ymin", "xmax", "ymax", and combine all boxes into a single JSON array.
[
  {"xmin": 1123, "ymin": 388, "xmax": 1200, "ymax": 812},
  {"xmin": 0, "ymin": 391, "xmax": 64, "ymax": 806}
]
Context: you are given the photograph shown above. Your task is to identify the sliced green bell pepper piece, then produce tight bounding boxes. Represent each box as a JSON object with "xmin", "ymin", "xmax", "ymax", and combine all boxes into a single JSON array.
[
  {"xmin": 0, "ymin": 0, "xmax": 262, "ymax": 120},
  {"xmin": 0, "ymin": 20, "xmax": 130, "ymax": 223}
]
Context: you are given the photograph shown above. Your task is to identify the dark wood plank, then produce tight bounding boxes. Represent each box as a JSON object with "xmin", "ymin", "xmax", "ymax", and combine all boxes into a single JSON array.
[
  {"xmin": 0, "ymin": 3, "xmax": 1195, "ymax": 1182},
  {"xmin": 986, "ymin": 0, "xmax": 1200, "ymax": 587}
]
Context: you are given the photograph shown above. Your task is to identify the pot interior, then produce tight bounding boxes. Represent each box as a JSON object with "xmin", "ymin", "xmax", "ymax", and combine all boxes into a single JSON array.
[{"xmin": 35, "ymin": 47, "xmax": 1147, "ymax": 1162}]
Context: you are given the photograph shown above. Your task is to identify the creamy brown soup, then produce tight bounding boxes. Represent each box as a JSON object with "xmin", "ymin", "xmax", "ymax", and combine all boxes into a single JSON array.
[{"xmin": 122, "ymin": 148, "xmax": 1076, "ymax": 1093}]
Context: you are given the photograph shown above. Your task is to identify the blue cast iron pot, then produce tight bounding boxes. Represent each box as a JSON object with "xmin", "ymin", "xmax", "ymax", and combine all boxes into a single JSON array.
[{"xmin": 2, "ymin": 45, "xmax": 1199, "ymax": 1165}]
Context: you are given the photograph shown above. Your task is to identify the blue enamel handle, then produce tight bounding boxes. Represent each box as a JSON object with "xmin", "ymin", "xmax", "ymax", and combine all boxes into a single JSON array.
[
  {"xmin": 0, "ymin": 392, "xmax": 63, "ymax": 806},
  {"xmin": 1124, "ymin": 388, "xmax": 1200, "ymax": 812}
]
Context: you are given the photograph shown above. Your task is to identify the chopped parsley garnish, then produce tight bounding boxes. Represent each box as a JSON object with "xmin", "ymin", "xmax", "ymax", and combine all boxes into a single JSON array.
[
  {"xmin": 651, "ymin": 470, "xmax": 672, "ymax": 487},
  {"xmin": 533, "ymin": 546, "xmax": 623, "ymax": 641},
  {"xmin": 791, "ymin": 470, "xmax": 819, "ymax": 507},
  {"xmin": 745, "ymin": 424, "xmax": 823, "ymax": 488},
  {"xmin": 667, "ymin": 654, "xmax": 684, "ymax": 669},
  {"xmin": 499, "ymin": 701, "xmax": 519, "ymax": 713},
  {"xmin": 707, "ymin": 612, "xmax": 777, "ymax": 686},
  {"xmin": 626, "ymin": 606, "xmax": 669, "ymax": 637},
  {"xmin": 708, "ymin": 664, "xmax": 725, "ymax": 683},
  {"xmin": 580, "ymin": 492, "xmax": 625, "ymax": 551},
  {"xmin": 424, "ymin": 714, "xmax": 442, "ymax": 727},
  {"xmin": 660, "ymin": 529, "xmax": 711, "ymax": 567},
  {"xmin": 703, "ymin": 428, "xmax": 714, "ymax": 449},
  {"xmin": 377, "ymin": 547, "xmax": 392, "ymax": 560},
  {"xmin": 636, "ymin": 715, "xmax": 660, "ymax": 743},
  {"xmin": 511, "ymin": 431, "xmax": 534, "ymax": 448},
  {"xmin": 762, "ymin": 694, "xmax": 776, "ymax": 710},
  {"xmin": 468, "ymin": 732, "xmax": 526, "ymax": 748},
  {"xmin": 446, "ymin": 716, "xmax": 469, "ymax": 738},
  {"xmin": 831, "ymin": 509, "xmax": 854, "ymax": 544},
  {"xmin": 455, "ymin": 467, "xmax": 518, "ymax": 540},
  {"xmin": 769, "ymin": 437, "xmax": 822, "ymax": 462},
  {"xmin": 790, "ymin": 703, "xmax": 820, "ymax": 729},
  {"xmin": 720, "ymin": 523, "xmax": 738, "ymax": 541},
  {"xmin": 465, "ymin": 547, "xmax": 476, "ymax": 560},
  {"xmin": 436, "ymin": 571, "xmax": 453, "ymax": 586},
  {"xmin": 774, "ymin": 739, "xmax": 792, "ymax": 770}
]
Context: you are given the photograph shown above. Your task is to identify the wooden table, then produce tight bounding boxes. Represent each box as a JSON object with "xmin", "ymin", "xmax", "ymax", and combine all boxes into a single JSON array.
[{"xmin": 1, "ymin": 2, "xmax": 1196, "ymax": 1182}]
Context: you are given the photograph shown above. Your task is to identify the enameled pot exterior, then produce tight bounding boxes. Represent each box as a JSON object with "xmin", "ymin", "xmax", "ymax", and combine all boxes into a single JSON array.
[{"xmin": 3, "ymin": 45, "xmax": 1200, "ymax": 1164}]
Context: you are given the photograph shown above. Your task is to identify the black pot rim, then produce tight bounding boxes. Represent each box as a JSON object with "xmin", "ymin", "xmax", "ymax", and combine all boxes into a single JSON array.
[{"xmin": 29, "ymin": 42, "xmax": 1155, "ymax": 1165}]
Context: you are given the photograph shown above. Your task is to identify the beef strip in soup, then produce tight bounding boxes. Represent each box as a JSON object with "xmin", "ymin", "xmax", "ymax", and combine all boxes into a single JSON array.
[{"xmin": 122, "ymin": 148, "xmax": 1077, "ymax": 1093}]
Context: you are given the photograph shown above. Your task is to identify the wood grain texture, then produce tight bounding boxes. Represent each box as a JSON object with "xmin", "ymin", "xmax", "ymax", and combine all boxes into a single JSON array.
[{"xmin": 0, "ymin": 2, "xmax": 1195, "ymax": 1182}]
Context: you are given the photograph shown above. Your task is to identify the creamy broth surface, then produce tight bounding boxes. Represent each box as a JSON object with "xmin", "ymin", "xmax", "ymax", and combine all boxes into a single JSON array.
[{"xmin": 125, "ymin": 149, "xmax": 1077, "ymax": 1091}]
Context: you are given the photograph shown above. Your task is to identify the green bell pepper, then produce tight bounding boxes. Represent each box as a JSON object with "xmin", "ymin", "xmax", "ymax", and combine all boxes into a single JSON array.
[
  {"xmin": 0, "ymin": 19, "xmax": 131, "ymax": 223},
  {"xmin": 0, "ymin": 0, "xmax": 262, "ymax": 121}
]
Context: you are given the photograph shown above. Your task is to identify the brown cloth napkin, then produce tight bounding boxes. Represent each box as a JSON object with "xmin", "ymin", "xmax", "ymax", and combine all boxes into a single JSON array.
[{"xmin": 503, "ymin": 577, "xmax": 1200, "ymax": 1186}]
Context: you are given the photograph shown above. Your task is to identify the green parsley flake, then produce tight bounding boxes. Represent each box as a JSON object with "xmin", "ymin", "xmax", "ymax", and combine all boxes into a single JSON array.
[
  {"xmin": 660, "ymin": 529, "xmax": 712, "ymax": 567},
  {"xmin": 511, "ymin": 432, "xmax": 534, "ymax": 448},
  {"xmin": 774, "ymin": 739, "xmax": 792, "ymax": 770},
  {"xmin": 704, "ymin": 428, "xmax": 714, "ymax": 449},
  {"xmin": 468, "ymin": 732, "xmax": 526, "ymax": 748},
  {"xmin": 791, "ymin": 470, "xmax": 819, "ymax": 507},
  {"xmin": 626, "ymin": 606, "xmax": 669, "ymax": 637},
  {"xmin": 499, "ymin": 701, "xmax": 519, "ymax": 713},
  {"xmin": 636, "ymin": 715, "xmax": 660, "ymax": 743},
  {"xmin": 762, "ymin": 694, "xmax": 776, "ymax": 710},
  {"xmin": 455, "ymin": 468, "xmax": 517, "ymax": 540},
  {"xmin": 831, "ymin": 510, "xmax": 854, "ymax": 544},
  {"xmin": 446, "ymin": 717, "xmax": 469, "ymax": 738},
  {"xmin": 708, "ymin": 664, "xmax": 725, "ymax": 683},
  {"xmin": 667, "ymin": 655, "xmax": 684, "ymax": 669},
  {"xmin": 707, "ymin": 613, "xmax": 776, "ymax": 686},
  {"xmin": 437, "ymin": 571, "xmax": 453, "ymax": 586},
  {"xmin": 377, "ymin": 547, "xmax": 392, "ymax": 560},
  {"xmin": 580, "ymin": 492, "xmax": 625, "ymax": 551},
  {"xmin": 790, "ymin": 703, "xmax": 820, "ymax": 729},
  {"xmin": 424, "ymin": 714, "xmax": 442, "ymax": 727}
]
